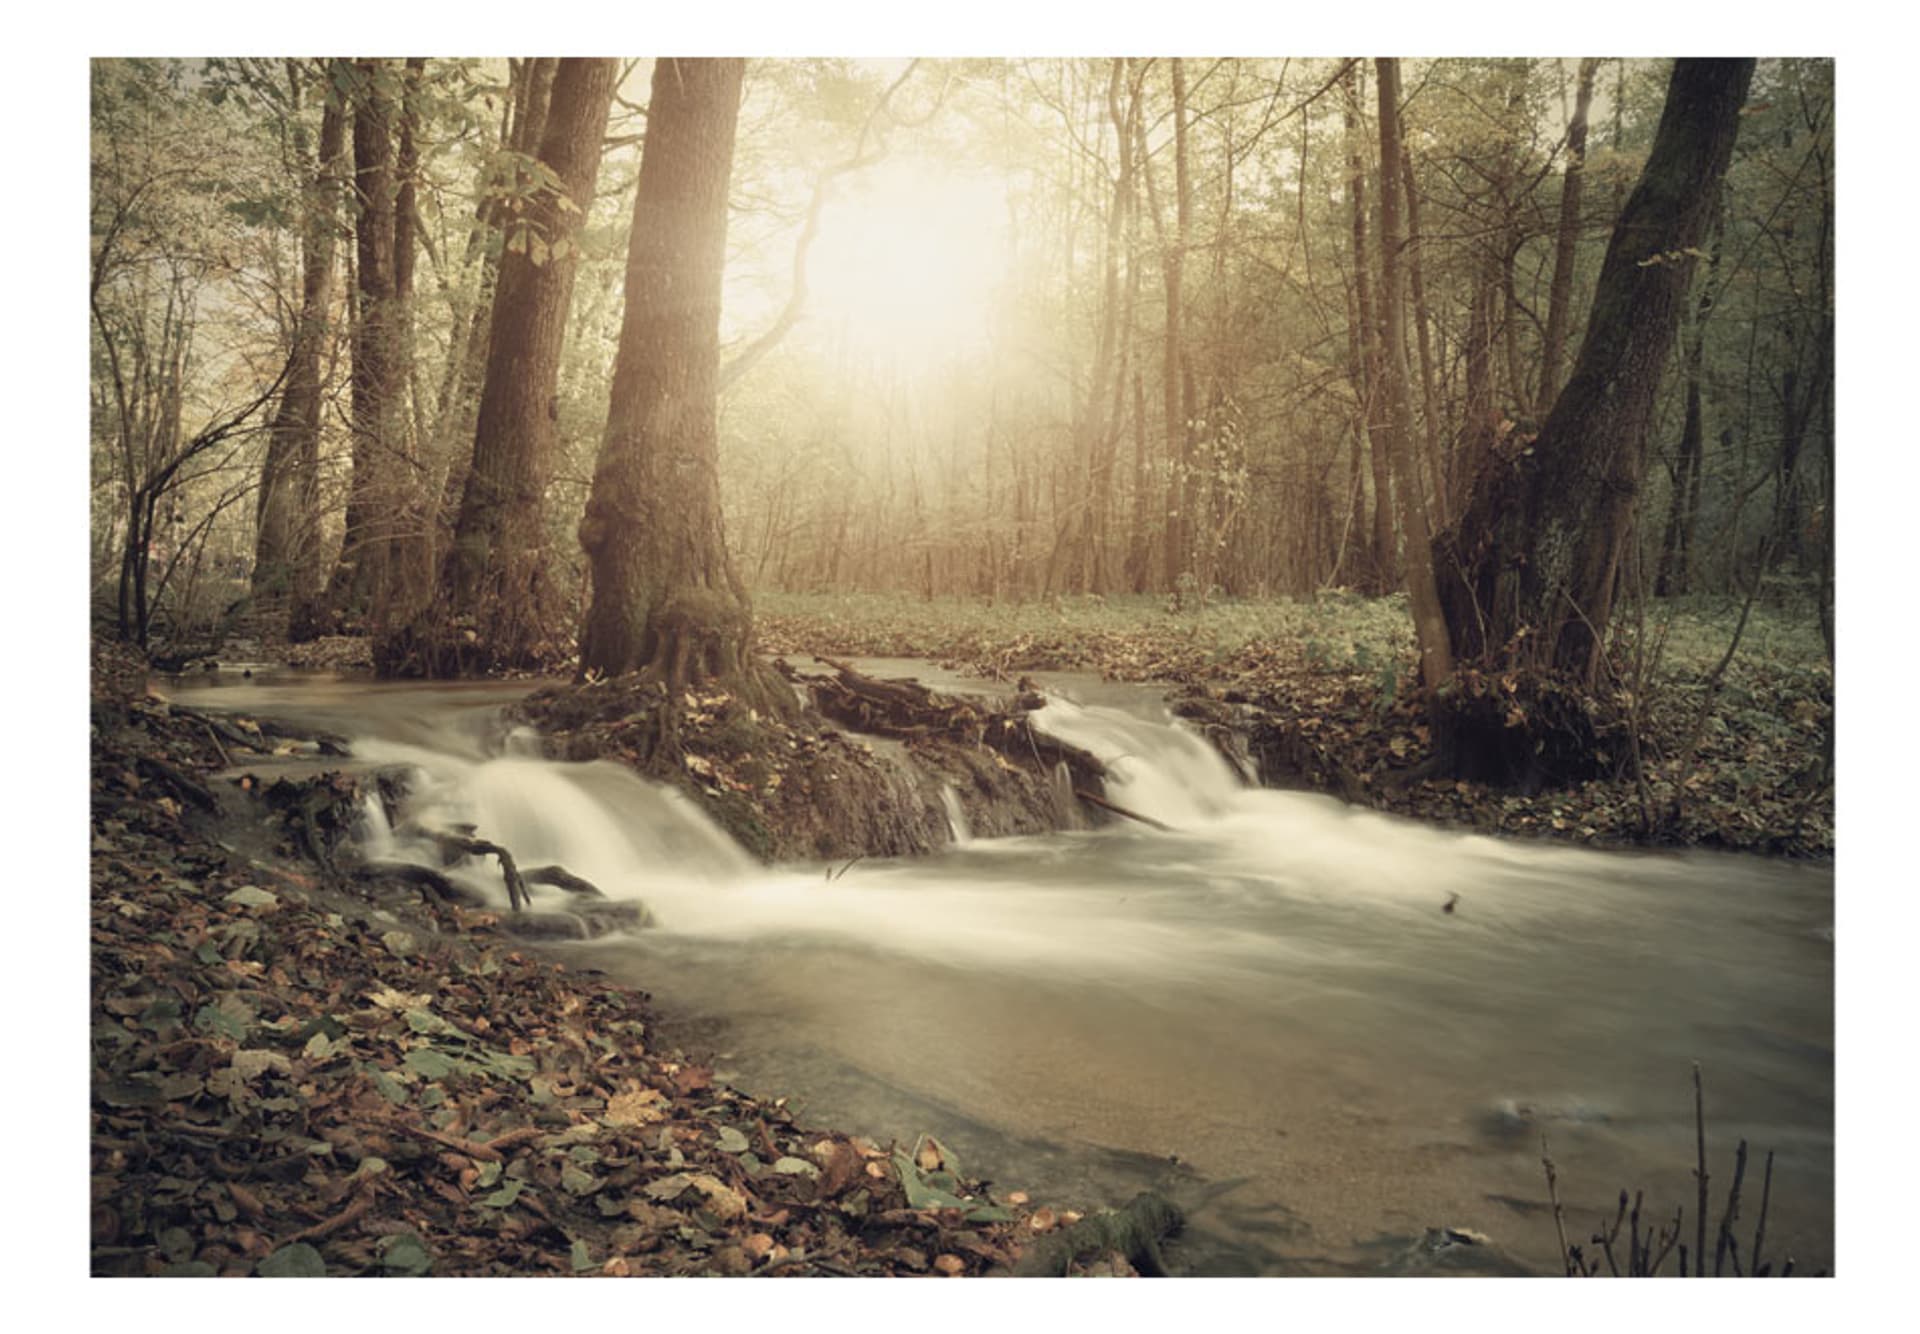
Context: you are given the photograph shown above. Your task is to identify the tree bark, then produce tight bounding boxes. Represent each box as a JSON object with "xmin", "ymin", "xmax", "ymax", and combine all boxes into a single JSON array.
[
  {"xmin": 1433, "ymin": 58, "xmax": 1754, "ymax": 784},
  {"xmin": 1159, "ymin": 58, "xmax": 1195, "ymax": 597},
  {"xmin": 1343, "ymin": 63, "xmax": 1394, "ymax": 593},
  {"xmin": 1656, "ymin": 192, "xmax": 1724, "ymax": 597},
  {"xmin": 389, "ymin": 58, "xmax": 618, "ymax": 676},
  {"xmin": 576, "ymin": 58, "xmax": 785, "ymax": 712},
  {"xmin": 1400, "ymin": 137, "xmax": 1445, "ymax": 532},
  {"xmin": 324, "ymin": 59, "xmax": 402, "ymax": 627},
  {"xmin": 256, "ymin": 61, "xmax": 345, "ymax": 637},
  {"xmin": 1375, "ymin": 59, "xmax": 1453, "ymax": 696},
  {"xmin": 1540, "ymin": 58, "xmax": 1599, "ymax": 415}
]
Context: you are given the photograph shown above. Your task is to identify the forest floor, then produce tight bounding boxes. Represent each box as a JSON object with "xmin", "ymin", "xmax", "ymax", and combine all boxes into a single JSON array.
[
  {"xmin": 756, "ymin": 590, "xmax": 1834, "ymax": 859},
  {"xmin": 89, "ymin": 637, "xmax": 1147, "ymax": 1278}
]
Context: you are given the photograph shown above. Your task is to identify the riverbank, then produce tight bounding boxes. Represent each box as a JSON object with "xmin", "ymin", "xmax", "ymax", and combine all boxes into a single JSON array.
[
  {"xmin": 755, "ymin": 591, "xmax": 1833, "ymax": 859},
  {"xmin": 88, "ymin": 638, "xmax": 1127, "ymax": 1278}
]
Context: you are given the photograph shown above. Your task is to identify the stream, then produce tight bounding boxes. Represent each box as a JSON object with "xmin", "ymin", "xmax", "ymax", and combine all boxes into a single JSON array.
[{"xmin": 162, "ymin": 663, "xmax": 1835, "ymax": 1276}]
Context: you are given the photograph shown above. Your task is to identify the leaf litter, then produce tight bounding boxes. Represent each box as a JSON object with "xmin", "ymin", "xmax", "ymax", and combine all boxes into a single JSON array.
[{"xmin": 89, "ymin": 639, "xmax": 1074, "ymax": 1278}]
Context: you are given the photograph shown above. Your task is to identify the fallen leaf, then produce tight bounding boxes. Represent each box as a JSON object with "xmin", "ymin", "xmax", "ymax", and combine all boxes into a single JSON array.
[{"xmin": 604, "ymin": 1087, "xmax": 667, "ymax": 1127}]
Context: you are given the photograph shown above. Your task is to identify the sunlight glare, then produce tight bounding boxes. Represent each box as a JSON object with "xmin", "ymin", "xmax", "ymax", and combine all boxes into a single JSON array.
[{"xmin": 806, "ymin": 160, "xmax": 1010, "ymax": 367}]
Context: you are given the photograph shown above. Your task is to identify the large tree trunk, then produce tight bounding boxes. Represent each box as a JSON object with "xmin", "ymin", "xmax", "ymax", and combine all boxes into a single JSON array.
[
  {"xmin": 1433, "ymin": 58, "xmax": 1754, "ymax": 785},
  {"xmin": 576, "ymin": 58, "xmax": 785, "ymax": 712},
  {"xmin": 434, "ymin": 58, "xmax": 560, "ymax": 525},
  {"xmin": 256, "ymin": 61, "xmax": 345, "ymax": 637},
  {"xmin": 323, "ymin": 59, "xmax": 402, "ymax": 628},
  {"xmin": 386, "ymin": 58, "xmax": 618, "ymax": 677}
]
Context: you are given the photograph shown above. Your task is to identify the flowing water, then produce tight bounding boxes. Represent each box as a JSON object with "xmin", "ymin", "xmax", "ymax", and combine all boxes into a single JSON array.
[{"xmin": 164, "ymin": 665, "xmax": 1835, "ymax": 1275}]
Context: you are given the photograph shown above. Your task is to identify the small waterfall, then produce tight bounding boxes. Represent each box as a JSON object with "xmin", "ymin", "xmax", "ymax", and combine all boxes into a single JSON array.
[
  {"xmin": 355, "ymin": 746, "xmax": 755, "ymax": 917},
  {"xmin": 939, "ymin": 784, "xmax": 972, "ymax": 844},
  {"xmin": 1030, "ymin": 697, "xmax": 1242, "ymax": 827}
]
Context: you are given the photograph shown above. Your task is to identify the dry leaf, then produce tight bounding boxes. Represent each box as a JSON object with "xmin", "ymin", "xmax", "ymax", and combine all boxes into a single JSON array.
[{"xmin": 603, "ymin": 1087, "xmax": 667, "ymax": 1127}]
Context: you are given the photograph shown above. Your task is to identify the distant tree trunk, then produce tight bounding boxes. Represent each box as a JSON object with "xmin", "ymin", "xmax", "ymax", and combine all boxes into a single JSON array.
[
  {"xmin": 1375, "ymin": 59, "xmax": 1453, "ymax": 695},
  {"xmin": 1400, "ymin": 137, "xmax": 1445, "ymax": 532},
  {"xmin": 1452, "ymin": 255, "xmax": 1501, "ymax": 519},
  {"xmin": 1540, "ymin": 57, "xmax": 1600, "ymax": 415},
  {"xmin": 1127, "ymin": 370, "xmax": 1151, "ymax": 592},
  {"xmin": 1656, "ymin": 192, "xmax": 1724, "ymax": 597},
  {"xmin": 1343, "ymin": 63, "xmax": 1394, "ymax": 593},
  {"xmin": 387, "ymin": 58, "xmax": 617, "ymax": 676},
  {"xmin": 384, "ymin": 56, "xmax": 433, "ymax": 616},
  {"xmin": 257, "ymin": 61, "xmax": 345, "ymax": 639},
  {"xmin": 1160, "ymin": 57, "xmax": 1195, "ymax": 596},
  {"xmin": 1433, "ymin": 58, "xmax": 1754, "ymax": 785},
  {"xmin": 324, "ymin": 58, "xmax": 402, "ymax": 627},
  {"xmin": 1074, "ymin": 58, "xmax": 1130, "ymax": 596},
  {"xmin": 576, "ymin": 58, "xmax": 786, "ymax": 712}
]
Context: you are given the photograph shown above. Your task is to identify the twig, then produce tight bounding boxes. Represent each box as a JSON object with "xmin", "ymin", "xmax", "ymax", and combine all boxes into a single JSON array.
[
  {"xmin": 1750, "ymin": 1149, "xmax": 1775, "ymax": 1277},
  {"xmin": 1693, "ymin": 1061, "xmax": 1709, "ymax": 1277},
  {"xmin": 274, "ymin": 1180, "xmax": 373, "ymax": 1248},
  {"xmin": 1647, "ymin": 1206, "xmax": 1683, "ymax": 1276},
  {"xmin": 1628, "ymin": 1189, "xmax": 1644, "ymax": 1274},
  {"xmin": 1713, "ymin": 1138, "xmax": 1748, "ymax": 1276},
  {"xmin": 1595, "ymin": 1189, "xmax": 1628, "ymax": 1276},
  {"xmin": 369, "ymin": 1114, "xmax": 542, "ymax": 1164},
  {"xmin": 1074, "ymin": 787, "xmax": 1174, "ymax": 831},
  {"xmin": 1542, "ymin": 1137, "xmax": 1575, "ymax": 1275}
]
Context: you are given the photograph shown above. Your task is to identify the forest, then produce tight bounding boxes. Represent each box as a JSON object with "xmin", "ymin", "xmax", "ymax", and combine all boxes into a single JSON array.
[{"xmin": 89, "ymin": 56, "xmax": 1836, "ymax": 1282}]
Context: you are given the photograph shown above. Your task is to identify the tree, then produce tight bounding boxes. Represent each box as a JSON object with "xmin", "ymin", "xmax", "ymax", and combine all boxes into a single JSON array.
[
  {"xmin": 1374, "ymin": 59, "xmax": 1452, "ymax": 697},
  {"xmin": 322, "ymin": 59, "xmax": 404, "ymax": 627},
  {"xmin": 1539, "ymin": 57, "xmax": 1600, "ymax": 413},
  {"xmin": 254, "ymin": 60, "xmax": 346, "ymax": 636},
  {"xmin": 390, "ymin": 58, "xmax": 618, "ymax": 675},
  {"xmin": 576, "ymin": 58, "xmax": 786, "ymax": 711},
  {"xmin": 1432, "ymin": 58, "xmax": 1756, "ymax": 784}
]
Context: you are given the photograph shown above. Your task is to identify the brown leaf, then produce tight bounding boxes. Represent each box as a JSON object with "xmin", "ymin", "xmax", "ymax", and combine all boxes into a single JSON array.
[{"xmin": 603, "ymin": 1087, "xmax": 667, "ymax": 1127}]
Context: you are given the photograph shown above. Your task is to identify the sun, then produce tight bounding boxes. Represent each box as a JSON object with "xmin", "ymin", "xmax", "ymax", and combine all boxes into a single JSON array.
[{"xmin": 803, "ymin": 158, "xmax": 1010, "ymax": 367}]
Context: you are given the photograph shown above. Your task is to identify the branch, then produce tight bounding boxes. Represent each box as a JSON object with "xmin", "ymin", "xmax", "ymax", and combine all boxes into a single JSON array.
[{"xmin": 718, "ymin": 60, "xmax": 935, "ymax": 394}]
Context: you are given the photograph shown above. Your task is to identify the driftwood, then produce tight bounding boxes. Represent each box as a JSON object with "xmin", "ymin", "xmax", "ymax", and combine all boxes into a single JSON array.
[
  {"xmin": 409, "ymin": 826, "xmax": 531, "ymax": 912},
  {"xmin": 135, "ymin": 754, "xmax": 219, "ymax": 813},
  {"xmin": 170, "ymin": 705, "xmax": 352, "ymax": 760},
  {"xmin": 803, "ymin": 657, "xmax": 989, "ymax": 742},
  {"xmin": 522, "ymin": 865, "xmax": 606, "ymax": 899},
  {"xmin": 1009, "ymin": 1192, "xmax": 1184, "ymax": 1277},
  {"xmin": 1073, "ymin": 788, "xmax": 1172, "ymax": 832},
  {"xmin": 787, "ymin": 658, "xmax": 1112, "ymax": 807},
  {"xmin": 354, "ymin": 860, "xmax": 490, "ymax": 908}
]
